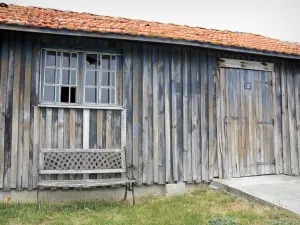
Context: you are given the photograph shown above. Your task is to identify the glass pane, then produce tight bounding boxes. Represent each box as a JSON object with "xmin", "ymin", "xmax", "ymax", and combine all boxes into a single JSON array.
[
  {"xmin": 44, "ymin": 86, "xmax": 55, "ymax": 102},
  {"xmin": 85, "ymin": 87, "xmax": 97, "ymax": 103},
  {"xmin": 46, "ymin": 51, "xmax": 56, "ymax": 66},
  {"xmin": 62, "ymin": 52, "xmax": 70, "ymax": 67},
  {"xmin": 101, "ymin": 88, "xmax": 109, "ymax": 104},
  {"xmin": 86, "ymin": 54, "xmax": 97, "ymax": 69},
  {"xmin": 70, "ymin": 70, "xmax": 76, "ymax": 85},
  {"xmin": 70, "ymin": 87, "xmax": 76, "ymax": 103},
  {"xmin": 85, "ymin": 71, "xmax": 97, "ymax": 86},
  {"xmin": 111, "ymin": 56, "xmax": 116, "ymax": 70},
  {"xmin": 102, "ymin": 55, "xmax": 110, "ymax": 70},
  {"xmin": 44, "ymin": 68, "xmax": 56, "ymax": 84},
  {"xmin": 71, "ymin": 53, "xmax": 77, "ymax": 68},
  {"xmin": 57, "ymin": 52, "xmax": 61, "ymax": 67},
  {"xmin": 55, "ymin": 86, "xmax": 60, "ymax": 102},
  {"xmin": 62, "ymin": 69, "xmax": 70, "ymax": 85},
  {"xmin": 110, "ymin": 89, "xmax": 116, "ymax": 104},
  {"xmin": 110, "ymin": 72, "xmax": 115, "ymax": 86},
  {"xmin": 102, "ymin": 72, "xmax": 109, "ymax": 86},
  {"xmin": 61, "ymin": 86, "xmax": 69, "ymax": 103}
]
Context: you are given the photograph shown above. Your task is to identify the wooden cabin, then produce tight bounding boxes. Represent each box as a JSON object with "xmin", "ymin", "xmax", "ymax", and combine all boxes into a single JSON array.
[{"xmin": 0, "ymin": 3, "xmax": 300, "ymax": 201}]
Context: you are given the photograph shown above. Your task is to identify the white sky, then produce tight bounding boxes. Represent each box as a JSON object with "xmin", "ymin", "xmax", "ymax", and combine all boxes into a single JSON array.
[{"xmin": 5, "ymin": 0, "xmax": 300, "ymax": 43}]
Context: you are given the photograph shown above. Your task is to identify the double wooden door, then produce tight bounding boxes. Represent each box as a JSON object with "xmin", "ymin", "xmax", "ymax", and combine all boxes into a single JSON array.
[{"xmin": 221, "ymin": 67, "xmax": 275, "ymax": 177}]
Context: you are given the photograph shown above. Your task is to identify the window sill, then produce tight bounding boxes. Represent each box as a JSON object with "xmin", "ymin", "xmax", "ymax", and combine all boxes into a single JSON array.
[{"xmin": 38, "ymin": 104, "xmax": 125, "ymax": 110}]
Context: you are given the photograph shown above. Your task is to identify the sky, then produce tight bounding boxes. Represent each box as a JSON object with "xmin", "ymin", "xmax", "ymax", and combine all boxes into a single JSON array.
[{"xmin": 5, "ymin": 0, "xmax": 300, "ymax": 43}]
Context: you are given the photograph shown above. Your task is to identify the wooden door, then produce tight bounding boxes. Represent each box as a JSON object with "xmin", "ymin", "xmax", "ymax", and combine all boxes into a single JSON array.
[{"xmin": 222, "ymin": 67, "xmax": 275, "ymax": 177}]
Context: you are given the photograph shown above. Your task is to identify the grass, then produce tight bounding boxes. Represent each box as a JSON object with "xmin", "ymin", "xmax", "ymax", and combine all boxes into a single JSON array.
[{"xmin": 0, "ymin": 188, "xmax": 299, "ymax": 225}]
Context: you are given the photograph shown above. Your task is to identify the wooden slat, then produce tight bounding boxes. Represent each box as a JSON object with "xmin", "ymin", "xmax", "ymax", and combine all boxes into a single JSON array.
[
  {"xmin": 40, "ymin": 149, "xmax": 122, "ymax": 152},
  {"xmin": 153, "ymin": 47, "xmax": 159, "ymax": 183},
  {"xmin": 10, "ymin": 36, "xmax": 21, "ymax": 188},
  {"xmin": 40, "ymin": 169, "xmax": 126, "ymax": 175},
  {"xmin": 57, "ymin": 109, "xmax": 64, "ymax": 181},
  {"xmin": 45, "ymin": 108, "xmax": 52, "ymax": 181},
  {"xmin": 294, "ymin": 64, "xmax": 300, "ymax": 174},
  {"xmin": 121, "ymin": 110, "xmax": 127, "ymax": 173},
  {"xmin": 171, "ymin": 48, "xmax": 178, "ymax": 182},
  {"xmin": 164, "ymin": 47, "xmax": 172, "ymax": 183},
  {"xmin": 281, "ymin": 61, "xmax": 291, "ymax": 175},
  {"xmin": 69, "ymin": 109, "xmax": 76, "ymax": 180},
  {"xmin": 191, "ymin": 50, "xmax": 199, "ymax": 181},
  {"xmin": 97, "ymin": 111, "xmax": 103, "ymax": 148},
  {"xmin": 32, "ymin": 107, "xmax": 40, "ymax": 188},
  {"xmin": 142, "ymin": 45, "xmax": 149, "ymax": 184},
  {"xmin": 220, "ymin": 58, "xmax": 274, "ymax": 71},
  {"xmin": 89, "ymin": 110, "xmax": 97, "ymax": 148},
  {"xmin": 200, "ymin": 51, "xmax": 209, "ymax": 181},
  {"xmin": 83, "ymin": 109, "xmax": 90, "ymax": 180},
  {"xmin": 157, "ymin": 47, "xmax": 166, "ymax": 184},
  {"xmin": 183, "ymin": 50, "xmax": 189, "ymax": 182},
  {"xmin": 22, "ymin": 37, "xmax": 32, "ymax": 188},
  {"xmin": 0, "ymin": 35, "xmax": 9, "ymax": 188},
  {"xmin": 226, "ymin": 69, "xmax": 233, "ymax": 177},
  {"xmin": 3, "ymin": 33, "xmax": 15, "ymax": 190},
  {"xmin": 132, "ymin": 44, "xmax": 140, "ymax": 184},
  {"xmin": 286, "ymin": 63, "xmax": 299, "ymax": 175},
  {"xmin": 106, "ymin": 110, "xmax": 112, "ymax": 148}
]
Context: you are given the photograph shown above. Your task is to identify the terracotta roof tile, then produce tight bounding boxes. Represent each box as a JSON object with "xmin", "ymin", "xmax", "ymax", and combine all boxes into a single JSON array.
[{"xmin": 0, "ymin": 3, "xmax": 300, "ymax": 56}]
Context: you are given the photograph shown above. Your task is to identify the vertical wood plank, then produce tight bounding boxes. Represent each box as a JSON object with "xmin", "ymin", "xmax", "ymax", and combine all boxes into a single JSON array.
[
  {"xmin": 132, "ymin": 44, "xmax": 141, "ymax": 184},
  {"xmin": 147, "ymin": 47, "xmax": 153, "ymax": 185},
  {"xmin": 69, "ymin": 109, "xmax": 76, "ymax": 183},
  {"xmin": 171, "ymin": 48, "xmax": 178, "ymax": 182},
  {"xmin": 10, "ymin": 36, "xmax": 21, "ymax": 188},
  {"xmin": 191, "ymin": 50, "xmax": 199, "ymax": 181},
  {"xmin": 153, "ymin": 47, "xmax": 159, "ymax": 184},
  {"xmin": 286, "ymin": 62, "xmax": 299, "ymax": 175},
  {"xmin": 32, "ymin": 107, "xmax": 40, "ymax": 188},
  {"xmin": 83, "ymin": 109, "xmax": 90, "ymax": 179},
  {"xmin": 183, "ymin": 50, "xmax": 189, "ymax": 182},
  {"xmin": 57, "ymin": 109, "xmax": 64, "ymax": 180},
  {"xmin": 294, "ymin": 63, "xmax": 300, "ymax": 174},
  {"xmin": 22, "ymin": 37, "xmax": 32, "ymax": 188},
  {"xmin": 106, "ymin": 110, "xmax": 112, "ymax": 148},
  {"xmin": 0, "ymin": 35, "xmax": 9, "ymax": 189},
  {"xmin": 97, "ymin": 111, "xmax": 103, "ymax": 148},
  {"xmin": 157, "ymin": 47, "xmax": 166, "ymax": 184},
  {"xmin": 89, "ymin": 110, "xmax": 97, "ymax": 149},
  {"xmin": 281, "ymin": 61, "xmax": 291, "ymax": 175},
  {"xmin": 200, "ymin": 51, "xmax": 209, "ymax": 181},
  {"xmin": 164, "ymin": 47, "xmax": 172, "ymax": 183},
  {"xmin": 142, "ymin": 45, "xmax": 149, "ymax": 184},
  {"xmin": 4, "ymin": 34, "xmax": 15, "ymax": 190},
  {"xmin": 274, "ymin": 63, "xmax": 283, "ymax": 174},
  {"xmin": 45, "ymin": 108, "xmax": 52, "ymax": 180}
]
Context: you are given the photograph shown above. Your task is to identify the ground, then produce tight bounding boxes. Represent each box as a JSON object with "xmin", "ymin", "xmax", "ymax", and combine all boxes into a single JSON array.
[{"xmin": 0, "ymin": 188, "xmax": 299, "ymax": 225}]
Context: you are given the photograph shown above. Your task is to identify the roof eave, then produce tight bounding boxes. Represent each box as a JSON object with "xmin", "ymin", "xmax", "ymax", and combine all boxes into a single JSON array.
[{"xmin": 1, "ymin": 23, "xmax": 300, "ymax": 60}]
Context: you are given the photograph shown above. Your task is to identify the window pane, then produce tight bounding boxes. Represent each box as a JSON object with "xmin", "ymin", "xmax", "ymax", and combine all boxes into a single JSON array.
[
  {"xmin": 85, "ymin": 88, "xmax": 97, "ymax": 103},
  {"xmin": 57, "ymin": 52, "xmax": 61, "ymax": 67},
  {"xmin": 55, "ymin": 86, "xmax": 60, "ymax": 102},
  {"xmin": 102, "ymin": 72, "xmax": 109, "ymax": 86},
  {"xmin": 110, "ymin": 89, "xmax": 116, "ymax": 104},
  {"xmin": 86, "ymin": 71, "xmax": 97, "ymax": 86},
  {"xmin": 44, "ymin": 86, "xmax": 55, "ymax": 102},
  {"xmin": 86, "ymin": 54, "xmax": 97, "ymax": 69},
  {"xmin": 101, "ymin": 88, "xmax": 109, "ymax": 104},
  {"xmin": 102, "ymin": 55, "xmax": 110, "ymax": 70},
  {"xmin": 46, "ymin": 51, "xmax": 56, "ymax": 66},
  {"xmin": 70, "ymin": 70, "xmax": 76, "ymax": 85},
  {"xmin": 70, "ymin": 87, "xmax": 76, "ymax": 103},
  {"xmin": 61, "ymin": 86, "xmax": 69, "ymax": 103},
  {"xmin": 110, "ymin": 72, "xmax": 115, "ymax": 86},
  {"xmin": 111, "ymin": 56, "xmax": 116, "ymax": 70},
  {"xmin": 63, "ymin": 52, "xmax": 70, "ymax": 67},
  {"xmin": 45, "ymin": 68, "xmax": 56, "ymax": 84},
  {"xmin": 71, "ymin": 53, "xmax": 77, "ymax": 68},
  {"xmin": 62, "ymin": 69, "xmax": 70, "ymax": 85}
]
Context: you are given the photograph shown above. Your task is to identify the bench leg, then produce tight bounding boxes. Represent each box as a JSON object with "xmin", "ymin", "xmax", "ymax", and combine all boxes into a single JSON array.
[
  {"xmin": 123, "ymin": 183, "xmax": 128, "ymax": 201},
  {"xmin": 132, "ymin": 183, "xmax": 135, "ymax": 206},
  {"xmin": 36, "ymin": 186, "xmax": 40, "ymax": 212}
]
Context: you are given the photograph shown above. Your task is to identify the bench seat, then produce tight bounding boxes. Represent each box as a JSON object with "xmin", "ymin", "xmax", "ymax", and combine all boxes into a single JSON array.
[{"xmin": 39, "ymin": 178, "xmax": 135, "ymax": 188}]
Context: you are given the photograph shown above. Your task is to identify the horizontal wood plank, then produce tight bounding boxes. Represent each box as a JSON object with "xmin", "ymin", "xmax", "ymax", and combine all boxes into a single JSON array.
[{"xmin": 220, "ymin": 58, "xmax": 274, "ymax": 71}]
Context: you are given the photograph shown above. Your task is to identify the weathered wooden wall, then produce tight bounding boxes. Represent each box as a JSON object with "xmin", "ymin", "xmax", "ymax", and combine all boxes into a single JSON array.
[{"xmin": 0, "ymin": 29, "xmax": 300, "ymax": 191}]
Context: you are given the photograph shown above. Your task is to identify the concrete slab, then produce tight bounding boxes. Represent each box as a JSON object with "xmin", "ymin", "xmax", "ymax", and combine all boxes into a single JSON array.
[{"xmin": 211, "ymin": 175, "xmax": 300, "ymax": 215}]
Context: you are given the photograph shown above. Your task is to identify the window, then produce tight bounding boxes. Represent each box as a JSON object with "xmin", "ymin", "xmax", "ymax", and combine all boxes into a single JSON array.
[
  {"xmin": 85, "ymin": 54, "xmax": 117, "ymax": 104},
  {"xmin": 40, "ymin": 49, "xmax": 121, "ymax": 106},
  {"xmin": 42, "ymin": 50, "xmax": 78, "ymax": 103}
]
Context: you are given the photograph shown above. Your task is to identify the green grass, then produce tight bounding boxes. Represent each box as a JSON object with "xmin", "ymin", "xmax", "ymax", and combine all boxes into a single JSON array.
[{"xmin": 0, "ymin": 188, "xmax": 299, "ymax": 225}]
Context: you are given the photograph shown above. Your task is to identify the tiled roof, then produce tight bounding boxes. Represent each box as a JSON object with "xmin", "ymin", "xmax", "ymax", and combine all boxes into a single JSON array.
[{"xmin": 0, "ymin": 3, "xmax": 300, "ymax": 56}]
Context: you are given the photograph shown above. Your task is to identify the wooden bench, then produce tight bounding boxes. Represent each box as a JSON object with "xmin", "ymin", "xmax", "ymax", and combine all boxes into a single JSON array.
[{"xmin": 37, "ymin": 148, "xmax": 135, "ymax": 209}]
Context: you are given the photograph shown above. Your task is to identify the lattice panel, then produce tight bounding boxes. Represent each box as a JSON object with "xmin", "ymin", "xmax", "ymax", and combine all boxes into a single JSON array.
[{"xmin": 43, "ymin": 152, "xmax": 123, "ymax": 170}]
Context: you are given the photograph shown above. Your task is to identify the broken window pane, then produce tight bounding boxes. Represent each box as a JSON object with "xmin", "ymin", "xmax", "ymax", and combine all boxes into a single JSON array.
[
  {"xmin": 63, "ymin": 52, "xmax": 70, "ymax": 67},
  {"xmin": 60, "ymin": 86, "xmax": 69, "ymax": 103},
  {"xmin": 62, "ymin": 70, "xmax": 70, "ymax": 85},
  {"xmin": 46, "ymin": 51, "xmax": 56, "ymax": 66},
  {"xmin": 45, "ymin": 68, "xmax": 56, "ymax": 84},
  {"xmin": 85, "ymin": 87, "xmax": 97, "ymax": 103},
  {"xmin": 86, "ymin": 71, "xmax": 97, "ymax": 86},
  {"xmin": 102, "ymin": 55, "xmax": 110, "ymax": 70},
  {"xmin": 102, "ymin": 71, "xmax": 109, "ymax": 86},
  {"xmin": 44, "ymin": 86, "xmax": 55, "ymax": 102},
  {"xmin": 71, "ymin": 53, "xmax": 77, "ymax": 68},
  {"xmin": 101, "ymin": 88, "xmax": 109, "ymax": 104},
  {"xmin": 86, "ymin": 54, "xmax": 97, "ymax": 69},
  {"xmin": 70, "ymin": 87, "xmax": 76, "ymax": 103}
]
